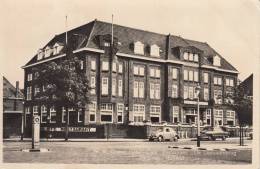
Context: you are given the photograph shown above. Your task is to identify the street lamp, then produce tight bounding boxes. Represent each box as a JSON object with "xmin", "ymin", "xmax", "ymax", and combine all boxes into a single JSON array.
[{"xmin": 195, "ymin": 84, "xmax": 201, "ymax": 147}]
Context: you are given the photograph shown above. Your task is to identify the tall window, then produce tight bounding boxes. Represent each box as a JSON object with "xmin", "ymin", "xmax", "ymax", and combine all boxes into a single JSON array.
[
  {"xmin": 133, "ymin": 65, "xmax": 145, "ymax": 76},
  {"xmin": 214, "ymin": 90, "xmax": 222, "ymax": 104},
  {"xmin": 184, "ymin": 70, "xmax": 188, "ymax": 81},
  {"xmin": 101, "ymin": 103, "xmax": 113, "ymax": 123},
  {"xmin": 226, "ymin": 78, "xmax": 234, "ymax": 87},
  {"xmin": 172, "ymin": 68, "xmax": 178, "ymax": 79},
  {"xmin": 90, "ymin": 76, "xmax": 96, "ymax": 94},
  {"xmin": 194, "ymin": 54, "xmax": 199, "ymax": 62},
  {"xmin": 183, "ymin": 52, "xmax": 189, "ymax": 60},
  {"xmin": 204, "ymin": 73, "xmax": 209, "ymax": 83},
  {"xmin": 204, "ymin": 88, "xmax": 209, "ymax": 101},
  {"xmin": 150, "ymin": 44, "xmax": 160, "ymax": 57},
  {"xmin": 50, "ymin": 106, "xmax": 56, "ymax": 123},
  {"xmin": 78, "ymin": 109, "xmax": 83, "ymax": 123},
  {"xmin": 194, "ymin": 71, "xmax": 198, "ymax": 82},
  {"xmin": 184, "ymin": 86, "xmax": 188, "ymax": 99},
  {"xmin": 150, "ymin": 83, "xmax": 160, "ymax": 99},
  {"xmin": 33, "ymin": 106, "xmax": 38, "ymax": 115},
  {"xmin": 134, "ymin": 41, "xmax": 144, "ymax": 55},
  {"xmin": 173, "ymin": 106, "xmax": 179, "ymax": 123},
  {"xmin": 150, "ymin": 105, "xmax": 161, "ymax": 123},
  {"xmin": 205, "ymin": 109, "xmax": 211, "ymax": 125},
  {"xmin": 102, "ymin": 61, "xmax": 109, "ymax": 71},
  {"xmin": 134, "ymin": 81, "xmax": 144, "ymax": 98},
  {"xmin": 172, "ymin": 84, "xmax": 178, "ymax": 98},
  {"xmin": 27, "ymin": 86, "xmax": 32, "ymax": 100},
  {"xmin": 27, "ymin": 73, "xmax": 33, "ymax": 81},
  {"xmin": 91, "ymin": 60, "xmax": 96, "ymax": 70},
  {"xmin": 117, "ymin": 104, "xmax": 124, "ymax": 123},
  {"xmin": 80, "ymin": 60, "xmax": 84, "ymax": 70},
  {"xmin": 25, "ymin": 107, "xmax": 30, "ymax": 115},
  {"xmin": 214, "ymin": 109, "xmax": 223, "ymax": 126},
  {"xmin": 188, "ymin": 71, "xmax": 193, "ymax": 81},
  {"xmin": 101, "ymin": 78, "xmax": 108, "ymax": 95},
  {"xmin": 62, "ymin": 107, "xmax": 66, "ymax": 123},
  {"xmin": 118, "ymin": 80, "xmax": 123, "ymax": 97},
  {"xmin": 112, "ymin": 78, "xmax": 117, "ymax": 96},
  {"xmin": 34, "ymin": 86, "xmax": 40, "ymax": 96},
  {"xmin": 41, "ymin": 105, "xmax": 47, "ymax": 123},
  {"xmin": 226, "ymin": 110, "xmax": 235, "ymax": 126},
  {"xmin": 89, "ymin": 102, "xmax": 96, "ymax": 123},
  {"xmin": 118, "ymin": 63, "xmax": 123, "ymax": 73},
  {"xmin": 188, "ymin": 86, "xmax": 194, "ymax": 99},
  {"xmin": 112, "ymin": 62, "xmax": 117, "ymax": 72},
  {"xmin": 133, "ymin": 104, "xmax": 145, "ymax": 122}
]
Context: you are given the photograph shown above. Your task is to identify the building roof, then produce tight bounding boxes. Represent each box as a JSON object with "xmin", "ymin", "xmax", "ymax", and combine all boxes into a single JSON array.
[
  {"xmin": 3, "ymin": 76, "xmax": 24, "ymax": 99},
  {"xmin": 24, "ymin": 19, "xmax": 238, "ymax": 72},
  {"xmin": 239, "ymin": 74, "xmax": 253, "ymax": 96}
]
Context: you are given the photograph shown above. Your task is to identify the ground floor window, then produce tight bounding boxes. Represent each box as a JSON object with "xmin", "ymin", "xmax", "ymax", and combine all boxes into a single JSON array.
[
  {"xmin": 214, "ymin": 109, "xmax": 223, "ymax": 126},
  {"xmin": 117, "ymin": 104, "xmax": 124, "ymax": 123},
  {"xmin": 62, "ymin": 107, "xmax": 66, "ymax": 123},
  {"xmin": 50, "ymin": 106, "xmax": 56, "ymax": 123},
  {"xmin": 133, "ymin": 104, "xmax": 145, "ymax": 122},
  {"xmin": 203, "ymin": 109, "xmax": 211, "ymax": 125},
  {"xmin": 173, "ymin": 106, "xmax": 179, "ymax": 123},
  {"xmin": 78, "ymin": 109, "xmax": 83, "ymax": 123},
  {"xmin": 150, "ymin": 105, "xmax": 161, "ymax": 123},
  {"xmin": 184, "ymin": 108, "xmax": 197, "ymax": 124},
  {"xmin": 41, "ymin": 105, "xmax": 47, "ymax": 123},
  {"xmin": 89, "ymin": 102, "xmax": 96, "ymax": 123},
  {"xmin": 226, "ymin": 110, "xmax": 235, "ymax": 126},
  {"xmin": 101, "ymin": 103, "xmax": 113, "ymax": 123}
]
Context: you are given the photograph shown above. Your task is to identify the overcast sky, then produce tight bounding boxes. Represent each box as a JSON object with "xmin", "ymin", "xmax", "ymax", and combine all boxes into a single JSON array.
[{"xmin": 1, "ymin": 0, "xmax": 259, "ymax": 89}]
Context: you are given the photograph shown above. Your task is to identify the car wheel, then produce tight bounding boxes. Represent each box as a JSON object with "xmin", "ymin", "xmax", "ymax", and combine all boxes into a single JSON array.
[{"xmin": 158, "ymin": 136, "xmax": 164, "ymax": 142}]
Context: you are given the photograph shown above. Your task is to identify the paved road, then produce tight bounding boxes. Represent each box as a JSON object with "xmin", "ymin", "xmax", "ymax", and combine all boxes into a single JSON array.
[{"xmin": 3, "ymin": 138, "xmax": 252, "ymax": 164}]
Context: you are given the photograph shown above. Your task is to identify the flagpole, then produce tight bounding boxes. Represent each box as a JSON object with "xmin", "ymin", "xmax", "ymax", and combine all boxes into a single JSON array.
[{"xmin": 65, "ymin": 15, "xmax": 68, "ymax": 45}]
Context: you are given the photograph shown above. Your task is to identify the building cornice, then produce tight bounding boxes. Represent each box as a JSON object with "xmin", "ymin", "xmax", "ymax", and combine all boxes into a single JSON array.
[{"xmin": 22, "ymin": 47, "xmax": 238, "ymax": 74}]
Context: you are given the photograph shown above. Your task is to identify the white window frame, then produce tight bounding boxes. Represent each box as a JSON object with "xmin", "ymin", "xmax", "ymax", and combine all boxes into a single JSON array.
[
  {"xmin": 62, "ymin": 107, "xmax": 66, "ymax": 123},
  {"xmin": 139, "ymin": 67, "xmax": 145, "ymax": 76},
  {"xmin": 27, "ymin": 73, "xmax": 33, "ymax": 81},
  {"xmin": 34, "ymin": 86, "xmax": 40, "ymax": 96},
  {"xmin": 37, "ymin": 49, "xmax": 43, "ymax": 60},
  {"xmin": 33, "ymin": 106, "xmax": 38, "ymax": 115},
  {"xmin": 102, "ymin": 61, "xmax": 109, "ymax": 71},
  {"xmin": 133, "ymin": 104, "xmax": 145, "ymax": 122},
  {"xmin": 204, "ymin": 88, "xmax": 209, "ymax": 101},
  {"xmin": 133, "ymin": 66, "xmax": 139, "ymax": 75},
  {"xmin": 184, "ymin": 70, "xmax": 188, "ymax": 81},
  {"xmin": 100, "ymin": 103, "xmax": 113, "ymax": 123},
  {"xmin": 155, "ymin": 69, "xmax": 160, "ymax": 78},
  {"xmin": 44, "ymin": 46, "xmax": 52, "ymax": 58},
  {"xmin": 80, "ymin": 60, "xmax": 84, "ymax": 70},
  {"xmin": 118, "ymin": 63, "xmax": 123, "ymax": 73},
  {"xmin": 150, "ymin": 105, "xmax": 161, "ymax": 123},
  {"xmin": 139, "ymin": 82, "xmax": 144, "ymax": 98},
  {"xmin": 214, "ymin": 109, "xmax": 223, "ymax": 126},
  {"xmin": 117, "ymin": 104, "xmax": 124, "ymax": 123},
  {"xmin": 27, "ymin": 86, "xmax": 32, "ymax": 100},
  {"xmin": 50, "ymin": 106, "xmax": 56, "ymax": 123},
  {"xmin": 150, "ymin": 68, "xmax": 155, "ymax": 77},
  {"xmin": 118, "ymin": 79, "xmax": 123, "ymax": 97},
  {"xmin": 184, "ymin": 86, "xmax": 188, "ymax": 99},
  {"xmin": 77, "ymin": 109, "xmax": 83, "ymax": 123},
  {"xmin": 90, "ymin": 76, "xmax": 96, "ymax": 94},
  {"xmin": 194, "ymin": 71, "xmax": 198, "ymax": 82},
  {"xmin": 183, "ymin": 52, "xmax": 189, "ymax": 60},
  {"xmin": 101, "ymin": 78, "xmax": 108, "ymax": 95},
  {"xmin": 194, "ymin": 54, "xmax": 199, "ymax": 62},
  {"xmin": 91, "ymin": 60, "xmax": 96, "ymax": 70},
  {"xmin": 213, "ymin": 55, "xmax": 221, "ymax": 66},
  {"xmin": 150, "ymin": 83, "xmax": 155, "ymax": 99},
  {"xmin": 41, "ymin": 105, "xmax": 47, "ymax": 124},
  {"xmin": 25, "ymin": 107, "xmax": 30, "ymax": 114},
  {"xmin": 112, "ymin": 62, "xmax": 117, "ymax": 72},
  {"xmin": 173, "ymin": 106, "xmax": 179, "ymax": 123},
  {"xmin": 226, "ymin": 110, "xmax": 235, "ymax": 126},
  {"xmin": 204, "ymin": 73, "xmax": 209, "ymax": 83},
  {"xmin": 112, "ymin": 78, "xmax": 117, "ymax": 96},
  {"xmin": 172, "ymin": 68, "xmax": 178, "ymax": 79},
  {"xmin": 89, "ymin": 102, "xmax": 96, "ymax": 123},
  {"xmin": 134, "ymin": 41, "xmax": 144, "ymax": 55},
  {"xmin": 133, "ymin": 81, "xmax": 139, "ymax": 98},
  {"xmin": 205, "ymin": 109, "xmax": 211, "ymax": 126},
  {"xmin": 188, "ymin": 86, "xmax": 194, "ymax": 99},
  {"xmin": 172, "ymin": 84, "xmax": 178, "ymax": 98},
  {"xmin": 155, "ymin": 83, "xmax": 160, "ymax": 99},
  {"xmin": 188, "ymin": 53, "xmax": 194, "ymax": 61},
  {"xmin": 150, "ymin": 44, "xmax": 160, "ymax": 57},
  {"xmin": 189, "ymin": 71, "xmax": 193, "ymax": 81}
]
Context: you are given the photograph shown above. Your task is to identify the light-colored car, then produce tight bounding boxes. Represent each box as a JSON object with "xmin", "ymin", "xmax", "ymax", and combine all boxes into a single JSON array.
[
  {"xmin": 149, "ymin": 127, "xmax": 179, "ymax": 142},
  {"xmin": 200, "ymin": 126, "xmax": 229, "ymax": 141}
]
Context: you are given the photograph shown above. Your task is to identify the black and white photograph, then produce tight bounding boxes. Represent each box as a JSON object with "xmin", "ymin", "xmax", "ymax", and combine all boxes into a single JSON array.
[{"xmin": 0, "ymin": 0, "xmax": 259, "ymax": 168}]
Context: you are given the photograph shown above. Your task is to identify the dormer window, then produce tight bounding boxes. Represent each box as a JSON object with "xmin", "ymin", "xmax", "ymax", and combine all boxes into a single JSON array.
[
  {"xmin": 53, "ymin": 43, "xmax": 64, "ymax": 55},
  {"xmin": 37, "ymin": 49, "xmax": 44, "ymax": 60},
  {"xmin": 104, "ymin": 42, "xmax": 111, "ymax": 47},
  {"xmin": 150, "ymin": 44, "xmax": 160, "ymax": 57},
  {"xmin": 44, "ymin": 46, "xmax": 52, "ymax": 58},
  {"xmin": 194, "ymin": 54, "xmax": 199, "ymax": 62},
  {"xmin": 188, "ymin": 53, "xmax": 194, "ymax": 61},
  {"xmin": 183, "ymin": 52, "xmax": 189, "ymax": 60},
  {"xmin": 134, "ymin": 41, "xmax": 144, "ymax": 55},
  {"xmin": 213, "ymin": 55, "xmax": 221, "ymax": 66}
]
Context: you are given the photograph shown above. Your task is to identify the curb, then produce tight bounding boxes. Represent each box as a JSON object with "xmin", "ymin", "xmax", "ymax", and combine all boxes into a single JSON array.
[{"xmin": 168, "ymin": 146, "xmax": 249, "ymax": 151}]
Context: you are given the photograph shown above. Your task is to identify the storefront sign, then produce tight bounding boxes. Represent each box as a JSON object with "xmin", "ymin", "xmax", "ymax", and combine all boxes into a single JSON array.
[
  {"xmin": 184, "ymin": 100, "xmax": 208, "ymax": 105},
  {"xmin": 41, "ymin": 127, "xmax": 96, "ymax": 133}
]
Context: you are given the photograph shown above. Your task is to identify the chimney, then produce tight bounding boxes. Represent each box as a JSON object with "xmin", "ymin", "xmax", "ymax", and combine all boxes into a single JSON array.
[
  {"xmin": 15, "ymin": 81, "xmax": 19, "ymax": 98},
  {"xmin": 166, "ymin": 33, "xmax": 171, "ymax": 60}
]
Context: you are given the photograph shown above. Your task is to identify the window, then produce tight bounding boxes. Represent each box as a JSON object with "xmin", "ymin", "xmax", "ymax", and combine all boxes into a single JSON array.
[
  {"xmin": 91, "ymin": 60, "xmax": 96, "ymax": 70},
  {"xmin": 225, "ymin": 91, "xmax": 234, "ymax": 104},
  {"xmin": 50, "ymin": 106, "xmax": 56, "ymax": 123},
  {"xmin": 104, "ymin": 42, "xmax": 110, "ymax": 47},
  {"xmin": 226, "ymin": 78, "xmax": 234, "ymax": 87},
  {"xmin": 33, "ymin": 106, "xmax": 38, "ymax": 115},
  {"xmin": 194, "ymin": 71, "xmax": 198, "ymax": 82},
  {"xmin": 134, "ymin": 81, "xmax": 139, "ymax": 98},
  {"xmin": 214, "ymin": 109, "xmax": 223, "ymax": 126},
  {"xmin": 214, "ymin": 90, "xmax": 222, "ymax": 104},
  {"xmin": 133, "ymin": 81, "xmax": 144, "ymax": 98},
  {"xmin": 37, "ymin": 49, "xmax": 43, "ymax": 60},
  {"xmin": 134, "ymin": 41, "xmax": 144, "ymax": 55},
  {"xmin": 34, "ymin": 72, "xmax": 39, "ymax": 79},
  {"xmin": 34, "ymin": 86, "xmax": 40, "ymax": 96},
  {"xmin": 102, "ymin": 61, "xmax": 109, "ymax": 71},
  {"xmin": 172, "ymin": 68, "xmax": 178, "ymax": 79},
  {"xmin": 89, "ymin": 102, "xmax": 96, "ymax": 122},
  {"xmin": 213, "ymin": 55, "xmax": 221, "ymax": 66},
  {"xmin": 133, "ymin": 104, "xmax": 145, "ymax": 122},
  {"xmin": 62, "ymin": 107, "xmax": 66, "ymax": 123},
  {"xmin": 78, "ymin": 109, "xmax": 83, "ymax": 123},
  {"xmin": 150, "ymin": 68, "xmax": 155, "ymax": 77},
  {"xmin": 184, "ymin": 86, "xmax": 188, "ymax": 99},
  {"xmin": 155, "ymin": 69, "xmax": 160, "ymax": 78},
  {"xmin": 112, "ymin": 62, "xmax": 117, "ymax": 72},
  {"xmin": 27, "ymin": 73, "xmax": 33, "ymax": 81},
  {"xmin": 101, "ymin": 78, "xmax": 108, "ymax": 95},
  {"xmin": 183, "ymin": 52, "xmax": 189, "ymax": 60},
  {"xmin": 118, "ymin": 63, "xmax": 123, "ymax": 73},
  {"xmin": 44, "ymin": 46, "xmax": 52, "ymax": 57},
  {"xmin": 149, "ymin": 67, "xmax": 160, "ymax": 78},
  {"xmin": 184, "ymin": 70, "xmax": 188, "ymax": 81},
  {"xmin": 41, "ymin": 105, "xmax": 47, "ymax": 123},
  {"xmin": 226, "ymin": 110, "xmax": 235, "ymax": 126},
  {"xmin": 25, "ymin": 107, "xmax": 30, "ymax": 114},
  {"xmin": 214, "ymin": 77, "xmax": 222, "ymax": 85},
  {"xmin": 173, "ymin": 106, "xmax": 179, "ymax": 123},
  {"xmin": 53, "ymin": 43, "xmax": 64, "ymax": 55},
  {"xmin": 150, "ymin": 83, "xmax": 160, "ymax": 99},
  {"xmin": 117, "ymin": 104, "xmax": 124, "ymax": 123},
  {"xmin": 204, "ymin": 88, "xmax": 209, "ymax": 101},
  {"xmin": 150, "ymin": 44, "xmax": 160, "ymax": 57},
  {"xmin": 188, "ymin": 53, "xmax": 194, "ymax": 61},
  {"xmin": 112, "ymin": 78, "xmax": 117, "ymax": 96},
  {"xmin": 194, "ymin": 54, "xmax": 199, "ymax": 62},
  {"xmin": 27, "ymin": 86, "xmax": 32, "ymax": 100},
  {"xmin": 188, "ymin": 86, "xmax": 194, "ymax": 99},
  {"xmin": 172, "ymin": 84, "xmax": 178, "ymax": 98},
  {"xmin": 205, "ymin": 109, "xmax": 211, "ymax": 125},
  {"xmin": 188, "ymin": 71, "xmax": 193, "ymax": 81},
  {"xmin": 90, "ymin": 76, "xmax": 96, "ymax": 94},
  {"xmin": 150, "ymin": 105, "xmax": 161, "ymax": 123},
  {"xmin": 101, "ymin": 103, "xmax": 113, "ymax": 123},
  {"xmin": 133, "ymin": 65, "xmax": 145, "ymax": 76},
  {"xmin": 204, "ymin": 73, "xmax": 209, "ymax": 83},
  {"xmin": 80, "ymin": 60, "xmax": 84, "ymax": 70},
  {"xmin": 118, "ymin": 80, "xmax": 123, "ymax": 97}
]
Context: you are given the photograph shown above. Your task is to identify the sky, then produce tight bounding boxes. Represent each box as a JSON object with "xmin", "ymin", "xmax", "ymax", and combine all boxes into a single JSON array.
[{"xmin": 0, "ymin": 0, "xmax": 259, "ymax": 89}]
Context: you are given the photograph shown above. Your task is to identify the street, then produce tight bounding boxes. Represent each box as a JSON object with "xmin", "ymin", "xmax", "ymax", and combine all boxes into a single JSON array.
[{"xmin": 3, "ymin": 138, "xmax": 252, "ymax": 164}]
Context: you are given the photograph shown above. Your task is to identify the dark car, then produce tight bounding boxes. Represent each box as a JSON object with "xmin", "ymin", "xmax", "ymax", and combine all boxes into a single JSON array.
[{"xmin": 200, "ymin": 126, "xmax": 229, "ymax": 141}]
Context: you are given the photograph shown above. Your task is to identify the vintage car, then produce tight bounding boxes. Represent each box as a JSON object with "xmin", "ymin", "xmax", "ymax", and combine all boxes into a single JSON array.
[
  {"xmin": 149, "ymin": 127, "xmax": 179, "ymax": 142},
  {"xmin": 200, "ymin": 126, "xmax": 229, "ymax": 141}
]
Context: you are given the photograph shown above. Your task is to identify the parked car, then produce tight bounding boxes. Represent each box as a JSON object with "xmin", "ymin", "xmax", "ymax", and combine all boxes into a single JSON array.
[
  {"xmin": 200, "ymin": 126, "xmax": 229, "ymax": 141},
  {"xmin": 149, "ymin": 127, "xmax": 179, "ymax": 142}
]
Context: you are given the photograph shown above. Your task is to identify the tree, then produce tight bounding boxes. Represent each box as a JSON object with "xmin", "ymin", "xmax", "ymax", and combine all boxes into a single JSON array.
[
  {"xmin": 33, "ymin": 52, "xmax": 91, "ymax": 140},
  {"xmin": 225, "ymin": 85, "xmax": 253, "ymax": 145}
]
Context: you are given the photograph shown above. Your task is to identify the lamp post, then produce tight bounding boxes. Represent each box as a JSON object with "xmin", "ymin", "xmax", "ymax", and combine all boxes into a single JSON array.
[{"xmin": 195, "ymin": 85, "xmax": 201, "ymax": 147}]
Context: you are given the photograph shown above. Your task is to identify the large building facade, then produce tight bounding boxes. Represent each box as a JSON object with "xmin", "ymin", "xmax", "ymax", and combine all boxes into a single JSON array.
[{"xmin": 23, "ymin": 20, "xmax": 239, "ymax": 138}]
